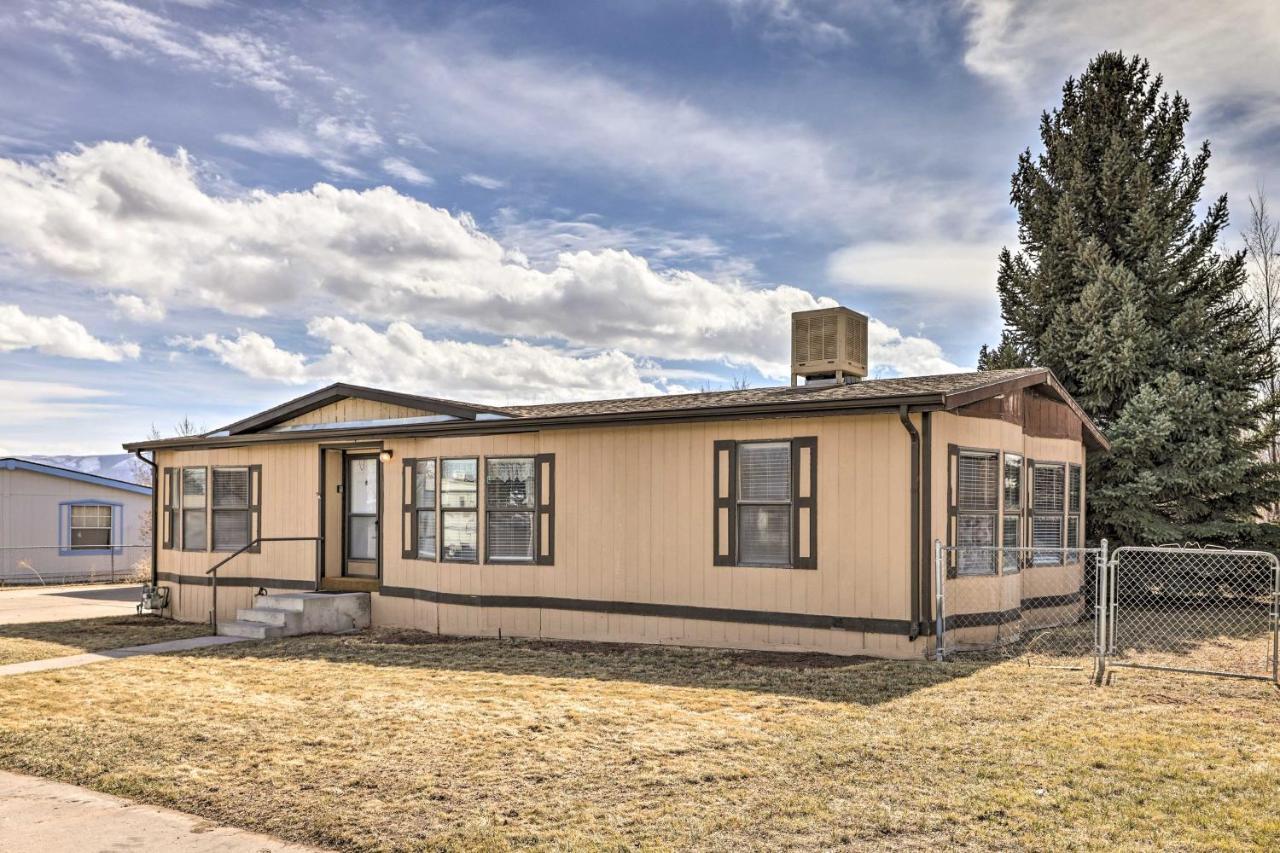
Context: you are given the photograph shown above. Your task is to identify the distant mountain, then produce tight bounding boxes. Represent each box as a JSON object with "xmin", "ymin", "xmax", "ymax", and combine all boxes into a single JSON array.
[{"xmin": 21, "ymin": 453, "xmax": 148, "ymax": 485}]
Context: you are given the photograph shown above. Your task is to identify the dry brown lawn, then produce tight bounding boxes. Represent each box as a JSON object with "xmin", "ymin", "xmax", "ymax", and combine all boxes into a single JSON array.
[
  {"xmin": 0, "ymin": 629, "xmax": 1277, "ymax": 851},
  {"xmin": 0, "ymin": 615, "xmax": 211, "ymax": 665}
]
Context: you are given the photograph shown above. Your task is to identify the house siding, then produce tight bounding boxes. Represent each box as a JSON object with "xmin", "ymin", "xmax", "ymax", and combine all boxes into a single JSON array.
[
  {"xmin": 153, "ymin": 405, "xmax": 1091, "ymax": 658},
  {"xmin": 0, "ymin": 467, "xmax": 150, "ymax": 584}
]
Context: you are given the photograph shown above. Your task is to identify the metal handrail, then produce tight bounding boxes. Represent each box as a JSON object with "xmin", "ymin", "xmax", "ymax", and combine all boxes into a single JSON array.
[{"xmin": 207, "ymin": 536, "xmax": 322, "ymax": 631}]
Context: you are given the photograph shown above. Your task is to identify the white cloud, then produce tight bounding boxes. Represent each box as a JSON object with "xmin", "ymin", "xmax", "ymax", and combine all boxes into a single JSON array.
[
  {"xmin": 867, "ymin": 318, "xmax": 960, "ymax": 377},
  {"xmin": 0, "ymin": 139, "xmax": 957, "ymax": 378},
  {"xmin": 961, "ymin": 1, "xmax": 1280, "ymax": 128},
  {"xmin": 460, "ymin": 173, "xmax": 505, "ymax": 190},
  {"xmin": 493, "ymin": 211, "xmax": 733, "ymax": 270},
  {"xmin": 175, "ymin": 319, "xmax": 685, "ymax": 403},
  {"xmin": 0, "ymin": 304, "xmax": 139, "ymax": 361},
  {"xmin": 0, "ymin": 380, "xmax": 136, "ymax": 455},
  {"xmin": 108, "ymin": 292, "xmax": 166, "ymax": 322},
  {"xmin": 381, "ymin": 157, "xmax": 433, "ymax": 186},
  {"xmin": 27, "ymin": 0, "xmax": 315, "ymax": 104},
  {"xmin": 719, "ymin": 0, "xmax": 852, "ymax": 50},
  {"xmin": 826, "ymin": 237, "xmax": 1006, "ymax": 300}
]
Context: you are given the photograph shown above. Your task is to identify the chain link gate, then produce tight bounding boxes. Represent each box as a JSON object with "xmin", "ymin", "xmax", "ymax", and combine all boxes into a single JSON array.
[
  {"xmin": 1102, "ymin": 546, "xmax": 1280, "ymax": 684},
  {"xmin": 934, "ymin": 542, "xmax": 1107, "ymax": 675}
]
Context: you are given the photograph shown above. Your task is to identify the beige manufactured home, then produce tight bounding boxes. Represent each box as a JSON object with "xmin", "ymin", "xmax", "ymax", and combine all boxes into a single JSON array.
[{"xmin": 125, "ymin": 308, "xmax": 1107, "ymax": 658}]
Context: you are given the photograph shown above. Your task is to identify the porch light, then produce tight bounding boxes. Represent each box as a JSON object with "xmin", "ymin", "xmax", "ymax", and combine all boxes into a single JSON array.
[{"xmin": 378, "ymin": 449, "xmax": 393, "ymax": 463}]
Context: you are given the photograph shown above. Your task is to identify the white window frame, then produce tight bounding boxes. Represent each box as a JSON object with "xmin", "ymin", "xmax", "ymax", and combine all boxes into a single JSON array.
[
  {"xmin": 735, "ymin": 440, "xmax": 793, "ymax": 568},
  {"xmin": 69, "ymin": 504, "xmax": 113, "ymax": 550}
]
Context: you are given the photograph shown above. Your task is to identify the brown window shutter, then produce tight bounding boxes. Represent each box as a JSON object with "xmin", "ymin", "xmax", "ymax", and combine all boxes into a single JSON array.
[
  {"xmin": 402, "ymin": 458, "xmax": 417, "ymax": 559},
  {"xmin": 247, "ymin": 465, "xmax": 262, "ymax": 552},
  {"xmin": 791, "ymin": 436, "xmax": 817, "ymax": 569},
  {"xmin": 713, "ymin": 440, "xmax": 737, "ymax": 566},
  {"xmin": 161, "ymin": 466, "xmax": 174, "ymax": 550},
  {"xmin": 946, "ymin": 444, "xmax": 958, "ymax": 578},
  {"xmin": 535, "ymin": 453, "xmax": 555, "ymax": 565},
  {"xmin": 1025, "ymin": 456, "xmax": 1036, "ymax": 569}
]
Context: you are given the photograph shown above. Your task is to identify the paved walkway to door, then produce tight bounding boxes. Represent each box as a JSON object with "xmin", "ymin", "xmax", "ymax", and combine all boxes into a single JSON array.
[
  {"xmin": 0, "ymin": 583, "xmax": 143, "ymax": 625},
  {"xmin": 0, "ymin": 635, "xmax": 243, "ymax": 677},
  {"xmin": 0, "ymin": 770, "xmax": 324, "ymax": 852}
]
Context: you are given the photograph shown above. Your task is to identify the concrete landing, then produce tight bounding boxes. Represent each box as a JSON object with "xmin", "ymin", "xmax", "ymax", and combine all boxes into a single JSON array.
[
  {"xmin": 218, "ymin": 591, "xmax": 370, "ymax": 639},
  {"xmin": 0, "ymin": 770, "xmax": 324, "ymax": 852},
  {"xmin": 0, "ymin": 635, "xmax": 244, "ymax": 678}
]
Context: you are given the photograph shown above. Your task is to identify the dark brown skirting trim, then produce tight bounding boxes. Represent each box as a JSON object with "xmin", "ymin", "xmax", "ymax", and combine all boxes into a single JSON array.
[
  {"xmin": 379, "ymin": 585, "xmax": 918, "ymax": 636},
  {"xmin": 944, "ymin": 607, "xmax": 1021, "ymax": 630},
  {"xmin": 1022, "ymin": 590, "xmax": 1085, "ymax": 610},
  {"xmin": 156, "ymin": 571, "xmax": 313, "ymax": 590}
]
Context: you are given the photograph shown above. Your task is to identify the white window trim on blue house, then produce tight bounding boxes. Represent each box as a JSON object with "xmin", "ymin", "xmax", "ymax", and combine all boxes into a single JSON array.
[{"xmin": 58, "ymin": 499, "xmax": 125, "ymax": 556}]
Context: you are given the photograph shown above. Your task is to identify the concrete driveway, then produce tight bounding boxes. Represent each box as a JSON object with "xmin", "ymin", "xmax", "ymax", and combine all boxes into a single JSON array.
[{"xmin": 0, "ymin": 584, "xmax": 142, "ymax": 624}]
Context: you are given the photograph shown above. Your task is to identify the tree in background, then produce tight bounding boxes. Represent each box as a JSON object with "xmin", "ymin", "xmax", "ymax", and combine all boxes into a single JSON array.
[
  {"xmin": 1242, "ymin": 188, "xmax": 1280, "ymax": 477},
  {"xmin": 131, "ymin": 417, "xmax": 207, "ymax": 541},
  {"xmin": 982, "ymin": 51, "xmax": 1280, "ymax": 546}
]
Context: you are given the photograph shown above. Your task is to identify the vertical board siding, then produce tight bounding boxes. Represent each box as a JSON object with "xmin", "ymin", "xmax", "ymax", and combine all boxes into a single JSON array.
[
  {"xmin": 929, "ymin": 413, "xmax": 1088, "ymax": 649},
  {"xmin": 153, "ymin": 410, "xmax": 1001, "ymax": 658}
]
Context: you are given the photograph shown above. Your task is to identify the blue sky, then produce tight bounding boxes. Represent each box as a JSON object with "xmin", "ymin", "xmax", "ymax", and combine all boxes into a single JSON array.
[{"xmin": 1, "ymin": 0, "xmax": 1277, "ymax": 454}]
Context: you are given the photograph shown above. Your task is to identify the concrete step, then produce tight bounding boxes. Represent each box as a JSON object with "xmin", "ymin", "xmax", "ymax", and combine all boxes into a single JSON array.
[
  {"xmin": 235, "ymin": 607, "xmax": 302, "ymax": 630},
  {"xmin": 216, "ymin": 619, "xmax": 285, "ymax": 640},
  {"xmin": 244, "ymin": 591, "xmax": 371, "ymax": 636}
]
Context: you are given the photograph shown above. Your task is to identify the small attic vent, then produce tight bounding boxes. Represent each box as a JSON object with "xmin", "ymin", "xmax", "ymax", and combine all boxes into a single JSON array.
[{"xmin": 790, "ymin": 307, "xmax": 868, "ymax": 386}]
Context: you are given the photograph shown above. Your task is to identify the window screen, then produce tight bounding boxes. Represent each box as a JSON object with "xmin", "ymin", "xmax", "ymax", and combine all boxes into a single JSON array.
[
  {"xmin": 1032, "ymin": 464, "xmax": 1064, "ymax": 512},
  {"xmin": 70, "ymin": 505, "xmax": 112, "ymax": 549},
  {"xmin": 1031, "ymin": 463, "xmax": 1067, "ymax": 565},
  {"xmin": 212, "ymin": 467, "xmax": 251, "ymax": 551},
  {"xmin": 954, "ymin": 451, "xmax": 999, "ymax": 575},
  {"xmin": 1002, "ymin": 515, "xmax": 1020, "ymax": 573},
  {"xmin": 486, "ymin": 458, "xmax": 535, "ymax": 562},
  {"xmin": 736, "ymin": 442, "xmax": 791, "ymax": 566},
  {"xmin": 957, "ymin": 514, "xmax": 996, "ymax": 575},
  {"xmin": 181, "ymin": 467, "xmax": 206, "ymax": 550},
  {"xmin": 1003, "ymin": 454, "xmax": 1022, "ymax": 510},
  {"xmin": 441, "ymin": 459, "xmax": 478, "ymax": 562},
  {"xmin": 442, "ymin": 511, "xmax": 477, "ymax": 562},
  {"xmin": 1032, "ymin": 516, "xmax": 1063, "ymax": 565},
  {"xmin": 958, "ymin": 452, "xmax": 999, "ymax": 510},
  {"xmin": 1068, "ymin": 464, "xmax": 1082, "ymax": 512},
  {"xmin": 415, "ymin": 459, "xmax": 437, "ymax": 560}
]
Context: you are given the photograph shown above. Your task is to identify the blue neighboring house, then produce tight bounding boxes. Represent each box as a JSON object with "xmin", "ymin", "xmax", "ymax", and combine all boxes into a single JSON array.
[{"xmin": 0, "ymin": 458, "xmax": 152, "ymax": 584}]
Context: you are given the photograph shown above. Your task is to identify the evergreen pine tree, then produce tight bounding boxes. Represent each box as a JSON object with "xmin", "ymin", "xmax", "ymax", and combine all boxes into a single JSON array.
[{"xmin": 983, "ymin": 52, "xmax": 1280, "ymax": 546}]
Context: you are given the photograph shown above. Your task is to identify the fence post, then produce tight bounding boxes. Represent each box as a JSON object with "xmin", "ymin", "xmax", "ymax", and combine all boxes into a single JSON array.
[
  {"xmin": 934, "ymin": 539, "xmax": 945, "ymax": 661},
  {"xmin": 1094, "ymin": 539, "xmax": 1108, "ymax": 685},
  {"xmin": 1272, "ymin": 555, "xmax": 1279, "ymax": 686}
]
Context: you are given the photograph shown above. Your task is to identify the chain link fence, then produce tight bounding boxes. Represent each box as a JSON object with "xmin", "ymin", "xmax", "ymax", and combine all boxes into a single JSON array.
[
  {"xmin": 1106, "ymin": 546, "xmax": 1279, "ymax": 682},
  {"xmin": 936, "ymin": 541, "xmax": 1280, "ymax": 686},
  {"xmin": 935, "ymin": 544, "xmax": 1106, "ymax": 674},
  {"xmin": 0, "ymin": 544, "xmax": 151, "ymax": 587}
]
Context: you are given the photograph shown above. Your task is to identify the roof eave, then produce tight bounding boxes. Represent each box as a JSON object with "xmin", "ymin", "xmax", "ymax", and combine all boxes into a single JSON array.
[
  {"xmin": 125, "ymin": 392, "xmax": 950, "ymax": 452},
  {"xmin": 940, "ymin": 368, "xmax": 1110, "ymax": 452},
  {"xmin": 217, "ymin": 382, "xmax": 505, "ymax": 436}
]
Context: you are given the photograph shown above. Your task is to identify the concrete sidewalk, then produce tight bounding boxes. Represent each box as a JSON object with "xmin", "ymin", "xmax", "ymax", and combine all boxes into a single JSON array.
[
  {"xmin": 0, "ymin": 771, "xmax": 324, "ymax": 852},
  {"xmin": 0, "ymin": 635, "xmax": 244, "ymax": 677},
  {"xmin": 0, "ymin": 583, "xmax": 143, "ymax": 624}
]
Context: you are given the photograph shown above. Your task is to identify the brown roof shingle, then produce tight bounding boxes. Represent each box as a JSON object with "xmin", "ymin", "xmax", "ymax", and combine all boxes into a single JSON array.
[{"xmin": 503, "ymin": 368, "xmax": 1045, "ymax": 419}]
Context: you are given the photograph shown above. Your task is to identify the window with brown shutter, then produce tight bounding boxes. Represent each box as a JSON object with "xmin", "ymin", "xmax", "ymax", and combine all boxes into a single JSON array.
[{"xmin": 713, "ymin": 437, "xmax": 816, "ymax": 570}]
